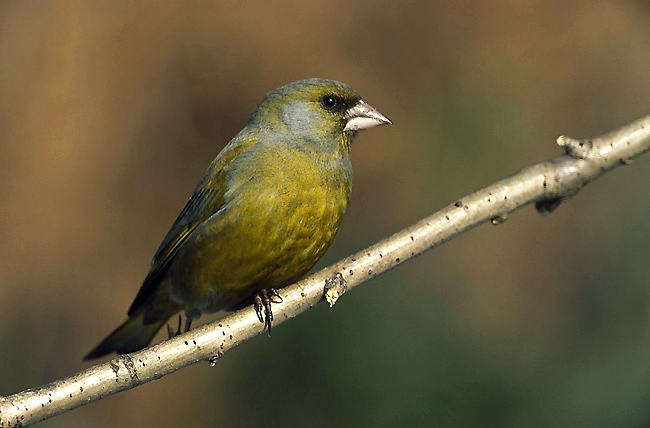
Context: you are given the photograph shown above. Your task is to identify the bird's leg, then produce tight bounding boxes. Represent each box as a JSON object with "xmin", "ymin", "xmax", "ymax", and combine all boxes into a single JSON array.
[
  {"xmin": 184, "ymin": 316, "xmax": 193, "ymax": 333},
  {"xmin": 167, "ymin": 314, "xmax": 183, "ymax": 339},
  {"xmin": 254, "ymin": 288, "xmax": 283, "ymax": 336}
]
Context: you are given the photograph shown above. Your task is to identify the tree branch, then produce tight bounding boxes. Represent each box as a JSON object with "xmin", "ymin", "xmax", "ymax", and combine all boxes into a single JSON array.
[{"xmin": 2, "ymin": 114, "xmax": 650, "ymax": 427}]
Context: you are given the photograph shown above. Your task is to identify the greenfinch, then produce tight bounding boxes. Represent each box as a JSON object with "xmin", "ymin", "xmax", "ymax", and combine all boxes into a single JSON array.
[{"xmin": 84, "ymin": 78, "xmax": 391, "ymax": 360}]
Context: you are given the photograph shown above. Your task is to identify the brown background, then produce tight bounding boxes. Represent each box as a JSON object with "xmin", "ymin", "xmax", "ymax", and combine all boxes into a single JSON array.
[{"xmin": 2, "ymin": 1, "xmax": 650, "ymax": 427}]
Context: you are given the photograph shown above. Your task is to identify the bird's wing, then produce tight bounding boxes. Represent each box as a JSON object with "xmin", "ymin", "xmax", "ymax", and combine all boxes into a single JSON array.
[{"xmin": 127, "ymin": 137, "xmax": 258, "ymax": 316}]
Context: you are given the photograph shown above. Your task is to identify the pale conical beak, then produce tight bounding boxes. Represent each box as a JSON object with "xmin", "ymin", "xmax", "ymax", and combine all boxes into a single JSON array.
[{"xmin": 343, "ymin": 101, "xmax": 392, "ymax": 132}]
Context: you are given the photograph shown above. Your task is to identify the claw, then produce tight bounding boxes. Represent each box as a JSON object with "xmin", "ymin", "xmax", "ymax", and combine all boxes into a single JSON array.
[
  {"xmin": 254, "ymin": 293, "xmax": 265, "ymax": 323},
  {"xmin": 268, "ymin": 288, "xmax": 283, "ymax": 303},
  {"xmin": 253, "ymin": 289, "xmax": 283, "ymax": 336}
]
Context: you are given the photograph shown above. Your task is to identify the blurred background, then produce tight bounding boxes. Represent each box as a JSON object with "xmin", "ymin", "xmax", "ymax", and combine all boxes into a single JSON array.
[{"xmin": 2, "ymin": 1, "xmax": 650, "ymax": 427}]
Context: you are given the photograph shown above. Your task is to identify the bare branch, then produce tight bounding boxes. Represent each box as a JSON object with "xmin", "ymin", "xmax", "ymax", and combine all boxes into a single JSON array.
[{"xmin": 2, "ymin": 114, "xmax": 649, "ymax": 427}]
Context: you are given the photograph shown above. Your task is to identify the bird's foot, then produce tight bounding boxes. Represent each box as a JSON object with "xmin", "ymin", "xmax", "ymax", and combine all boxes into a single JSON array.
[
  {"xmin": 166, "ymin": 314, "xmax": 193, "ymax": 339},
  {"xmin": 167, "ymin": 314, "xmax": 182, "ymax": 339},
  {"xmin": 254, "ymin": 288, "xmax": 283, "ymax": 336}
]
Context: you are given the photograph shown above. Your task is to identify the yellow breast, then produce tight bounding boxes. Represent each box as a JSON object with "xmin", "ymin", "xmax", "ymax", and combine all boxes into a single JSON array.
[{"xmin": 167, "ymin": 147, "xmax": 352, "ymax": 313}]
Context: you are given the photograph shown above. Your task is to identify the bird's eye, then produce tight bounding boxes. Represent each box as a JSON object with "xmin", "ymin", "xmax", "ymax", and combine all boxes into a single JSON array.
[{"xmin": 320, "ymin": 95, "xmax": 339, "ymax": 109}]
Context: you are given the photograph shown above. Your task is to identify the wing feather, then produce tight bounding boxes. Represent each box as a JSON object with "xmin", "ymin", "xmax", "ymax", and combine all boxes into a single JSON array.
[{"xmin": 127, "ymin": 137, "xmax": 258, "ymax": 316}]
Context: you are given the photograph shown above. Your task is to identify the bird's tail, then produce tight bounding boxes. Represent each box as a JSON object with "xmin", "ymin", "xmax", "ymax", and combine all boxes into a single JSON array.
[{"xmin": 84, "ymin": 312, "xmax": 168, "ymax": 360}]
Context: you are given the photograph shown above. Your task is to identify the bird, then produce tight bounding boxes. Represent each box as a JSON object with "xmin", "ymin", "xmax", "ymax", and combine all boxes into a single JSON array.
[{"xmin": 84, "ymin": 78, "xmax": 391, "ymax": 360}]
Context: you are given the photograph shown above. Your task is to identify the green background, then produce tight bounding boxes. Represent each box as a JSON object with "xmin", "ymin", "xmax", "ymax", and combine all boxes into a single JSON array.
[{"xmin": 2, "ymin": 1, "xmax": 650, "ymax": 426}]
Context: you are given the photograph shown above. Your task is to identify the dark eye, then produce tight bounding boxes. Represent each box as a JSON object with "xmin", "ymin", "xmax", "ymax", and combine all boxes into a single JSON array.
[{"xmin": 320, "ymin": 95, "xmax": 339, "ymax": 109}]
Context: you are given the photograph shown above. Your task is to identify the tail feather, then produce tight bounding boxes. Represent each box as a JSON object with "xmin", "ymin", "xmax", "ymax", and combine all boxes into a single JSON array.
[{"xmin": 84, "ymin": 312, "xmax": 168, "ymax": 360}]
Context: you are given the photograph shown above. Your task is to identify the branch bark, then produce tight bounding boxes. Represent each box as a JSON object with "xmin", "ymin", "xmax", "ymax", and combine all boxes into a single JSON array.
[{"xmin": 2, "ymin": 114, "xmax": 650, "ymax": 427}]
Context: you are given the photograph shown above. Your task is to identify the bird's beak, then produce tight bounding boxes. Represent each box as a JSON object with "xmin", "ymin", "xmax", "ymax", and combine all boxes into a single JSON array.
[{"xmin": 343, "ymin": 101, "xmax": 392, "ymax": 132}]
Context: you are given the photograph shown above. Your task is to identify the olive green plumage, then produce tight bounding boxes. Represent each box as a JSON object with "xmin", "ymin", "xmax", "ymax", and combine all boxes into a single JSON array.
[{"xmin": 84, "ymin": 79, "xmax": 390, "ymax": 360}]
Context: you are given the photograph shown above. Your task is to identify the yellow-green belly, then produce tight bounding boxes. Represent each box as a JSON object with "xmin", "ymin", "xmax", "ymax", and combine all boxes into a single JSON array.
[{"xmin": 167, "ymin": 152, "xmax": 351, "ymax": 314}]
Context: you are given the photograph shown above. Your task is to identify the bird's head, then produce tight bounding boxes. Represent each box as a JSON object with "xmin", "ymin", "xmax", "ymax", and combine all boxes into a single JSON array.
[{"xmin": 248, "ymin": 78, "xmax": 391, "ymax": 156}]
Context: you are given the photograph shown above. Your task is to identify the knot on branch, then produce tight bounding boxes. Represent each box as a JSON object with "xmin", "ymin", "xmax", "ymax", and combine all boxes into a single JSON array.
[
  {"xmin": 324, "ymin": 272, "xmax": 347, "ymax": 307},
  {"xmin": 535, "ymin": 197, "xmax": 564, "ymax": 213},
  {"xmin": 556, "ymin": 136, "xmax": 594, "ymax": 159}
]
